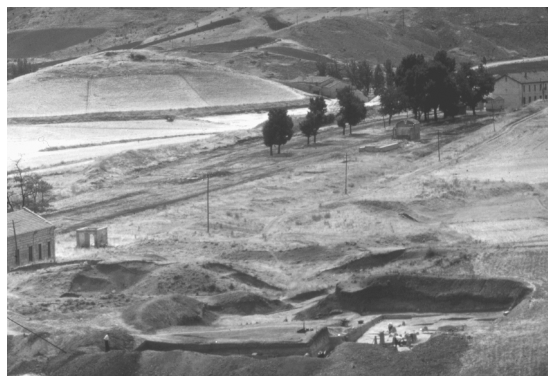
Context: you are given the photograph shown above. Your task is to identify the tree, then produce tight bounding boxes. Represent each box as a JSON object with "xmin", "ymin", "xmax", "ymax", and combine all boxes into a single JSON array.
[
  {"xmin": 336, "ymin": 86, "xmax": 367, "ymax": 135},
  {"xmin": 373, "ymin": 63, "xmax": 385, "ymax": 96},
  {"xmin": 326, "ymin": 61, "xmax": 342, "ymax": 79},
  {"xmin": 456, "ymin": 62, "xmax": 495, "ymax": 115},
  {"xmin": 262, "ymin": 108, "xmax": 294, "ymax": 155},
  {"xmin": 300, "ymin": 96, "xmax": 327, "ymax": 145},
  {"xmin": 308, "ymin": 96, "xmax": 327, "ymax": 143},
  {"xmin": 316, "ymin": 61, "xmax": 327, "ymax": 76},
  {"xmin": 7, "ymin": 160, "xmax": 54, "ymax": 213},
  {"xmin": 395, "ymin": 54, "xmax": 428, "ymax": 120},
  {"xmin": 345, "ymin": 60, "xmax": 373, "ymax": 96},
  {"xmin": 384, "ymin": 59, "xmax": 395, "ymax": 88},
  {"xmin": 299, "ymin": 115, "xmax": 316, "ymax": 146},
  {"xmin": 357, "ymin": 60, "xmax": 373, "ymax": 97},
  {"xmin": 379, "ymin": 86, "xmax": 406, "ymax": 125}
]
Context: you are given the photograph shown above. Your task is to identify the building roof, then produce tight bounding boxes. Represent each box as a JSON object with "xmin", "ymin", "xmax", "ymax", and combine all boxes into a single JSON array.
[
  {"xmin": 7, "ymin": 208, "xmax": 55, "ymax": 238},
  {"xmin": 498, "ymin": 71, "xmax": 548, "ymax": 84}
]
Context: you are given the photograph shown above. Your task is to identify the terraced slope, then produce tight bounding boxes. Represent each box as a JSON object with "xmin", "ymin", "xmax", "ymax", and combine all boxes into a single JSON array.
[{"xmin": 7, "ymin": 50, "xmax": 306, "ymax": 118}]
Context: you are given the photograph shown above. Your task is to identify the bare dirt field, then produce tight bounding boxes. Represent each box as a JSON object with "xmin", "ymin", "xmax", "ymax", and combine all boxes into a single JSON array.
[{"xmin": 7, "ymin": 102, "xmax": 548, "ymax": 375}]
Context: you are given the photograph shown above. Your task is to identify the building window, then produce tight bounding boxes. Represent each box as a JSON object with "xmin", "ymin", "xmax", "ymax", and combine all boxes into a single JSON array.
[
  {"xmin": 47, "ymin": 242, "xmax": 51, "ymax": 258},
  {"xmin": 28, "ymin": 246, "xmax": 33, "ymax": 262},
  {"xmin": 15, "ymin": 249, "xmax": 20, "ymax": 266},
  {"xmin": 38, "ymin": 244, "xmax": 42, "ymax": 260},
  {"xmin": 522, "ymin": 85, "xmax": 525, "ymax": 93},
  {"xmin": 529, "ymin": 85, "xmax": 531, "ymax": 91},
  {"xmin": 540, "ymin": 95, "xmax": 543, "ymax": 99},
  {"xmin": 546, "ymin": 95, "xmax": 548, "ymax": 100},
  {"xmin": 529, "ymin": 96, "xmax": 532, "ymax": 103},
  {"xmin": 534, "ymin": 84, "xmax": 536, "ymax": 91},
  {"xmin": 534, "ymin": 96, "xmax": 537, "ymax": 101},
  {"xmin": 522, "ymin": 97, "xmax": 526, "ymax": 105}
]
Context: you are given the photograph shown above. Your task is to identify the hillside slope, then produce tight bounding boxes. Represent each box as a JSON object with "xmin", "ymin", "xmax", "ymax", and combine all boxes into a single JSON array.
[
  {"xmin": 7, "ymin": 7, "xmax": 548, "ymax": 80},
  {"xmin": 7, "ymin": 50, "xmax": 306, "ymax": 118}
]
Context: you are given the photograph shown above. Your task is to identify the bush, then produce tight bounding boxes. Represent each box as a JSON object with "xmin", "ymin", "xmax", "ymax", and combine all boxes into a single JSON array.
[
  {"xmin": 425, "ymin": 247, "xmax": 438, "ymax": 258},
  {"xmin": 129, "ymin": 53, "xmax": 147, "ymax": 61}
]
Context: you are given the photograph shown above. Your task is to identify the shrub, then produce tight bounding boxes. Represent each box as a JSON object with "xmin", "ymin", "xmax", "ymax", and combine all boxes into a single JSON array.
[
  {"xmin": 129, "ymin": 53, "xmax": 147, "ymax": 61},
  {"xmin": 425, "ymin": 247, "xmax": 438, "ymax": 258}
]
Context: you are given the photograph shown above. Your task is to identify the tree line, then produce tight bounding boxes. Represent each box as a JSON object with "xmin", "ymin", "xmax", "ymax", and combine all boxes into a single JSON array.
[
  {"xmin": 262, "ymin": 86, "xmax": 367, "ymax": 155},
  {"xmin": 8, "ymin": 58, "xmax": 38, "ymax": 80},
  {"xmin": 263, "ymin": 50, "xmax": 495, "ymax": 156},
  {"xmin": 379, "ymin": 50, "xmax": 495, "ymax": 124},
  {"xmin": 315, "ymin": 50, "xmax": 495, "ymax": 125}
]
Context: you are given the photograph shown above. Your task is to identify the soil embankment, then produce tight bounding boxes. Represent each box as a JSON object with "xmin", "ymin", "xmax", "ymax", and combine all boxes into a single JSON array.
[
  {"xmin": 204, "ymin": 291, "xmax": 292, "ymax": 315},
  {"xmin": 295, "ymin": 274, "xmax": 532, "ymax": 320},
  {"xmin": 122, "ymin": 295, "xmax": 216, "ymax": 331}
]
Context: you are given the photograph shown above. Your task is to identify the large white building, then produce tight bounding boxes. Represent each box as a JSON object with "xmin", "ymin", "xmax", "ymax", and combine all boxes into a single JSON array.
[{"xmin": 490, "ymin": 71, "xmax": 548, "ymax": 110}]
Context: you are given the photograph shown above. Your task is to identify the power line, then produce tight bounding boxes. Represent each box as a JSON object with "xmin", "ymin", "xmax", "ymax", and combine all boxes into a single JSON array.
[{"xmin": 8, "ymin": 317, "xmax": 67, "ymax": 354}]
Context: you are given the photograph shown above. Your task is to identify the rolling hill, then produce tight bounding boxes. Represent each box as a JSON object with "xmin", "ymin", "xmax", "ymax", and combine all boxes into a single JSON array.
[
  {"xmin": 7, "ymin": 7, "xmax": 548, "ymax": 81},
  {"xmin": 7, "ymin": 50, "xmax": 306, "ymax": 118}
]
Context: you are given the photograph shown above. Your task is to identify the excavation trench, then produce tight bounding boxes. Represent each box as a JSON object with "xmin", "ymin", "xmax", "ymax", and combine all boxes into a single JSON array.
[{"xmin": 295, "ymin": 274, "xmax": 533, "ymax": 321}]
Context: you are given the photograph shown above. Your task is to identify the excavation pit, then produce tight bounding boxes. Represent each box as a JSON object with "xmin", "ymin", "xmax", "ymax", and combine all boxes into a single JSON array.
[{"xmin": 353, "ymin": 312, "xmax": 501, "ymax": 352}]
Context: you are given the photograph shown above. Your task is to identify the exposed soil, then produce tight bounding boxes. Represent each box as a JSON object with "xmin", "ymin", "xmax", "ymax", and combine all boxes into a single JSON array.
[
  {"xmin": 122, "ymin": 295, "xmax": 217, "ymax": 331},
  {"xmin": 204, "ymin": 291, "xmax": 292, "ymax": 315},
  {"xmin": 295, "ymin": 274, "xmax": 532, "ymax": 320}
]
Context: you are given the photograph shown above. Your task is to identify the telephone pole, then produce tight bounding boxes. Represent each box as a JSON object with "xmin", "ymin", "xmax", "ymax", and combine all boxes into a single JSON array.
[
  {"xmin": 437, "ymin": 131, "xmax": 441, "ymax": 162},
  {"xmin": 206, "ymin": 174, "xmax": 210, "ymax": 234},
  {"xmin": 344, "ymin": 153, "xmax": 348, "ymax": 194}
]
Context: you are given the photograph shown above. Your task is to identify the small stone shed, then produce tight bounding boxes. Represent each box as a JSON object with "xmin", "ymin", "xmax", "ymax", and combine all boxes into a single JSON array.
[
  {"xmin": 76, "ymin": 226, "xmax": 108, "ymax": 248},
  {"xmin": 392, "ymin": 119, "xmax": 421, "ymax": 141},
  {"xmin": 7, "ymin": 208, "xmax": 56, "ymax": 271}
]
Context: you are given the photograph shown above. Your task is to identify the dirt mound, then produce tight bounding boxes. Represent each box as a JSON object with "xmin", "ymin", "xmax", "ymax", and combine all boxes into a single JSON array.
[
  {"xmin": 8, "ymin": 326, "xmax": 134, "ymax": 375},
  {"xmin": 69, "ymin": 261, "xmax": 158, "ymax": 294},
  {"xmin": 295, "ymin": 274, "xmax": 532, "ymax": 320},
  {"xmin": 41, "ymin": 333, "xmax": 469, "ymax": 376},
  {"xmin": 129, "ymin": 264, "xmax": 231, "ymax": 296},
  {"xmin": 204, "ymin": 291, "xmax": 292, "ymax": 315},
  {"xmin": 201, "ymin": 263, "xmax": 282, "ymax": 292},
  {"xmin": 122, "ymin": 295, "xmax": 216, "ymax": 332},
  {"xmin": 322, "ymin": 248, "xmax": 406, "ymax": 273},
  {"xmin": 319, "ymin": 333, "xmax": 469, "ymax": 375}
]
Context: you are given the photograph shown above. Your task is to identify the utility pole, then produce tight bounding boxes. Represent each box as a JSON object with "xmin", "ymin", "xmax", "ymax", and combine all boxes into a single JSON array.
[
  {"xmin": 402, "ymin": 9, "xmax": 405, "ymax": 28},
  {"xmin": 344, "ymin": 153, "xmax": 348, "ymax": 195},
  {"xmin": 437, "ymin": 131, "xmax": 440, "ymax": 162},
  {"xmin": 206, "ymin": 174, "xmax": 210, "ymax": 234},
  {"xmin": 12, "ymin": 220, "xmax": 18, "ymax": 265},
  {"xmin": 492, "ymin": 105, "xmax": 496, "ymax": 132}
]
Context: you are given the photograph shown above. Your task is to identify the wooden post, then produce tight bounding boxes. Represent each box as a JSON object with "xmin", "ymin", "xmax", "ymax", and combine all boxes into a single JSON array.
[
  {"xmin": 437, "ymin": 131, "xmax": 440, "ymax": 162},
  {"xmin": 12, "ymin": 220, "xmax": 19, "ymax": 266},
  {"xmin": 207, "ymin": 174, "xmax": 210, "ymax": 234},
  {"xmin": 345, "ymin": 153, "xmax": 348, "ymax": 195}
]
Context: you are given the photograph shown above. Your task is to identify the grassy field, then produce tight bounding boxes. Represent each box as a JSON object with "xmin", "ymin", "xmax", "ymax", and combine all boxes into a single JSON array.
[
  {"xmin": 262, "ymin": 46, "xmax": 334, "ymax": 62},
  {"xmin": 187, "ymin": 36, "xmax": 276, "ymax": 53},
  {"xmin": 262, "ymin": 15, "xmax": 292, "ymax": 31},
  {"xmin": 7, "ymin": 27, "xmax": 106, "ymax": 58},
  {"xmin": 88, "ymin": 74, "xmax": 208, "ymax": 112},
  {"xmin": 7, "ymin": 51, "xmax": 305, "ymax": 118},
  {"xmin": 8, "ymin": 76, "xmax": 88, "ymax": 117}
]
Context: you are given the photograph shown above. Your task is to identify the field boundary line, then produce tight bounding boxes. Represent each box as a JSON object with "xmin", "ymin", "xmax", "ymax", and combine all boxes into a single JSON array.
[{"xmin": 176, "ymin": 73, "xmax": 209, "ymax": 107}]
